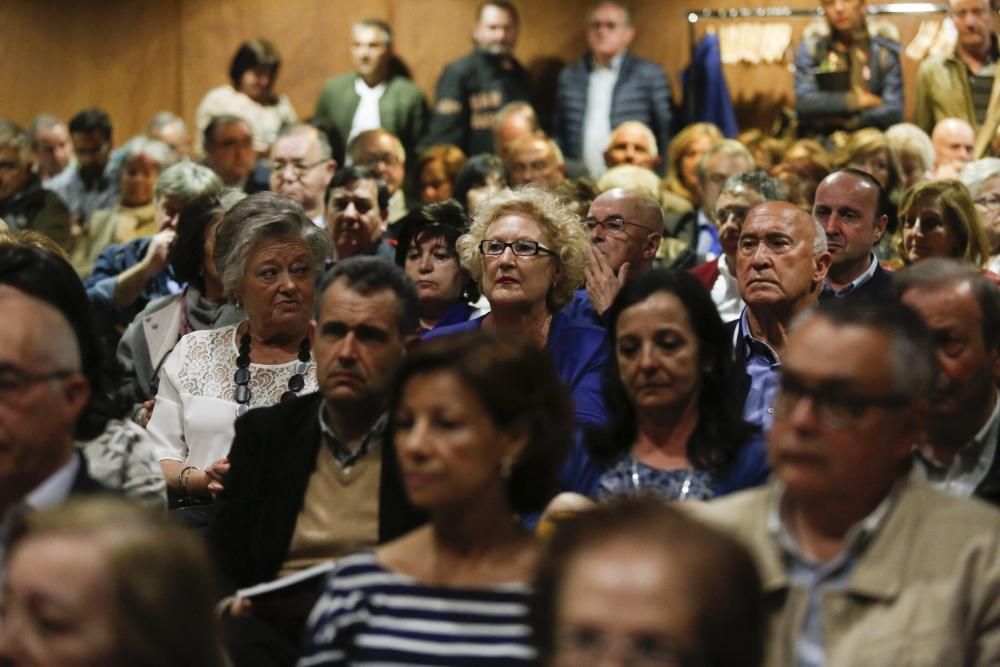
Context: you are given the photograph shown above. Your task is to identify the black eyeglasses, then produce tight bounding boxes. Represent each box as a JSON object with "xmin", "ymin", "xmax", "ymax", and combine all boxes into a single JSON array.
[
  {"xmin": 583, "ymin": 215, "xmax": 650, "ymax": 235},
  {"xmin": 480, "ymin": 239, "xmax": 557, "ymax": 257},
  {"xmin": 773, "ymin": 375, "xmax": 908, "ymax": 428}
]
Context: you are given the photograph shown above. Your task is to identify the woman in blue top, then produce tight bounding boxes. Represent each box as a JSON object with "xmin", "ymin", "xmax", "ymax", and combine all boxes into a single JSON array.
[
  {"xmin": 394, "ymin": 200, "xmax": 483, "ymax": 334},
  {"xmin": 299, "ymin": 331, "xmax": 574, "ymax": 666},
  {"xmin": 425, "ymin": 185, "xmax": 609, "ymax": 428},
  {"xmin": 580, "ymin": 268, "xmax": 769, "ymax": 501}
]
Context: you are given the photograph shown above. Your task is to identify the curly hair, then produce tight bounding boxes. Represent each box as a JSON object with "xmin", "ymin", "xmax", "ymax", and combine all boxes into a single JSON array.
[
  {"xmin": 897, "ymin": 179, "xmax": 991, "ymax": 267},
  {"xmin": 455, "ymin": 185, "xmax": 588, "ymax": 311}
]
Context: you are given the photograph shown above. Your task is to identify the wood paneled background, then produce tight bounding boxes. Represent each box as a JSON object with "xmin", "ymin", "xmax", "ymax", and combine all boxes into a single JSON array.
[{"xmin": 2, "ymin": 0, "xmax": 943, "ymax": 145}]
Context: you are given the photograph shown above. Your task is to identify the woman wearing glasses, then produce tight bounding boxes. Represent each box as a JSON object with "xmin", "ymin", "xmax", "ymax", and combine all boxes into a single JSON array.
[
  {"xmin": 425, "ymin": 186, "xmax": 609, "ymax": 427},
  {"xmin": 960, "ymin": 159, "xmax": 1000, "ymax": 275},
  {"xmin": 146, "ymin": 193, "xmax": 328, "ymax": 506}
]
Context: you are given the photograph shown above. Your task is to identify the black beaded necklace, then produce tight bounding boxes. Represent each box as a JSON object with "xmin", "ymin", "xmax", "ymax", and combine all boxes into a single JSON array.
[{"xmin": 234, "ymin": 329, "xmax": 311, "ymax": 417}]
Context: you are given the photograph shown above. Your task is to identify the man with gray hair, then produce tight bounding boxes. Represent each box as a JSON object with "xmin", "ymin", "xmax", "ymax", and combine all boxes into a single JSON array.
[
  {"xmin": 663, "ymin": 139, "xmax": 755, "ymax": 269},
  {"xmin": 553, "ymin": 1, "xmax": 672, "ymax": 178},
  {"xmin": 691, "ymin": 170, "xmax": 785, "ymax": 322},
  {"xmin": 84, "ymin": 162, "xmax": 223, "ymax": 340},
  {"xmin": 895, "ymin": 258, "xmax": 1000, "ymax": 506},
  {"xmin": 566, "ymin": 187, "xmax": 664, "ymax": 323},
  {"xmin": 697, "ymin": 295, "xmax": 1000, "ymax": 665},
  {"xmin": 348, "ymin": 129, "xmax": 410, "ymax": 226},
  {"xmin": 602, "ymin": 120, "xmax": 660, "ymax": 172},
  {"xmin": 269, "ymin": 124, "xmax": 337, "ymax": 227},
  {"xmin": 930, "ymin": 117, "xmax": 976, "ymax": 179},
  {"xmin": 147, "ymin": 111, "xmax": 192, "ymax": 161},
  {"xmin": 0, "ymin": 119, "xmax": 72, "ymax": 249},
  {"xmin": 732, "ymin": 201, "xmax": 831, "ymax": 436},
  {"xmin": 313, "ymin": 19, "xmax": 428, "ymax": 168},
  {"xmin": 812, "ymin": 168, "xmax": 893, "ymax": 299},
  {"xmin": 504, "ymin": 133, "xmax": 566, "ymax": 188}
]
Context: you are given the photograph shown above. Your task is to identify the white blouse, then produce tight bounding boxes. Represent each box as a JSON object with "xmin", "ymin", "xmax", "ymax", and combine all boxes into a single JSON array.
[{"xmin": 147, "ymin": 323, "xmax": 317, "ymax": 468}]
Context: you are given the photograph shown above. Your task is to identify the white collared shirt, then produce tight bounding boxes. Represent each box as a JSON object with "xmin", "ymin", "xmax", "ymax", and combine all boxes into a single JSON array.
[
  {"xmin": 582, "ymin": 53, "xmax": 624, "ymax": 178},
  {"xmin": 824, "ymin": 252, "xmax": 879, "ymax": 296},
  {"xmin": 349, "ymin": 78, "xmax": 387, "ymax": 145},
  {"xmin": 711, "ymin": 255, "xmax": 743, "ymax": 323}
]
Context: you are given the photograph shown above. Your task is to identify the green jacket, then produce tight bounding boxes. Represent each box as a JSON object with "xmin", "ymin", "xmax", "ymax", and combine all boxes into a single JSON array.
[
  {"xmin": 915, "ymin": 52, "xmax": 1000, "ymax": 158},
  {"xmin": 313, "ymin": 73, "xmax": 428, "ymax": 165}
]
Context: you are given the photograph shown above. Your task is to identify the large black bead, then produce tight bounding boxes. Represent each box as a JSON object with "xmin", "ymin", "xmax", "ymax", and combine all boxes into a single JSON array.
[
  {"xmin": 287, "ymin": 374, "xmax": 305, "ymax": 392},
  {"xmin": 236, "ymin": 354, "xmax": 251, "ymax": 367},
  {"xmin": 235, "ymin": 384, "xmax": 251, "ymax": 403},
  {"xmin": 234, "ymin": 367, "xmax": 251, "ymax": 385}
]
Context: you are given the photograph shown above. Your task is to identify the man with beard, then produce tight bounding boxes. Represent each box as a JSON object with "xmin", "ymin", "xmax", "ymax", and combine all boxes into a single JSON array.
[
  {"xmin": 46, "ymin": 107, "xmax": 118, "ymax": 222},
  {"xmin": 424, "ymin": 1, "xmax": 532, "ymax": 156}
]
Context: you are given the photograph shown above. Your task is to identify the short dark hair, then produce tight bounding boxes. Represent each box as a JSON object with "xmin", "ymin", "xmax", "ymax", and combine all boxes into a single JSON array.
[
  {"xmin": 68, "ymin": 107, "xmax": 112, "ymax": 143},
  {"xmin": 316, "ymin": 256, "xmax": 419, "ymax": 335},
  {"xmin": 532, "ymin": 497, "xmax": 764, "ymax": 667},
  {"xmin": 477, "ymin": 0, "xmax": 519, "ymax": 24},
  {"xmin": 393, "ymin": 201, "xmax": 480, "ymax": 303},
  {"xmin": 203, "ymin": 114, "xmax": 250, "ymax": 149},
  {"xmin": 892, "ymin": 257, "xmax": 1000, "ymax": 353},
  {"xmin": 453, "ymin": 154, "xmax": 505, "ymax": 212},
  {"xmin": 324, "ymin": 165, "xmax": 390, "ymax": 213},
  {"xmin": 170, "ymin": 193, "xmax": 225, "ymax": 290},
  {"xmin": 592, "ymin": 268, "xmax": 755, "ymax": 470},
  {"xmin": 829, "ymin": 167, "xmax": 890, "ymax": 220},
  {"xmin": 229, "ymin": 38, "xmax": 281, "ymax": 90},
  {"xmin": 387, "ymin": 330, "xmax": 573, "ymax": 514},
  {"xmin": 803, "ymin": 294, "xmax": 937, "ymax": 401}
]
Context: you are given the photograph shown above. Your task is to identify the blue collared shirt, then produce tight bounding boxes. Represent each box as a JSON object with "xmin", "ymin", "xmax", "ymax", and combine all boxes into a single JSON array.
[
  {"xmin": 822, "ymin": 252, "xmax": 879, "ymax": 297},
  {"xmin": 737, "ymin": 308, "xmax": 781, "ymax": 434},
  {"xmin": 696, "ymin": 208, "xmax": 722, "ymax": 262}
]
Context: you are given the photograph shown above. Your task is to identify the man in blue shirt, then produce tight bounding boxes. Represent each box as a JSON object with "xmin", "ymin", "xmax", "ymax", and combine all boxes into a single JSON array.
[{"xmin": 732, "ymin": 201, "xmax": 831, "ymax": 435}]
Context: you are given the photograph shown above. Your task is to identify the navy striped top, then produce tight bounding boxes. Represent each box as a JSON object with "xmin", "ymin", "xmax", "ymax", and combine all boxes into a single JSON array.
[{"xmin": 298, "ymin": 552, "xmax": 536, "ymax": 666}]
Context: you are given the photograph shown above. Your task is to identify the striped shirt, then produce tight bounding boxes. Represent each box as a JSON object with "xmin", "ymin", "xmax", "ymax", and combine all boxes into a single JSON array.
[{"xmin": 298, "ymin": 552, "xmax": 536, "ymax": 667}]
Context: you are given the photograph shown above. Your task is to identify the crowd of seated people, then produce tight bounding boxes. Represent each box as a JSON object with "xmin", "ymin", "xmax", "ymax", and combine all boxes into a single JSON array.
[{"xmin": 5, "ymin": 0, "xmax": 1000, "ymax": 665}]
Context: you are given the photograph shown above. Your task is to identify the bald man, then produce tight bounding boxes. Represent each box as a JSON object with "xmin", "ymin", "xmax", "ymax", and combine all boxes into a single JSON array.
[
  {"xmin": 0, "ymin": 287, "xmax": 104, "ymax": 559},
  {"xmin": 932, "ymin": 117, "xmax": 976, "ymax": 178},
  {"xmin": 732, "ymin": 201, "xmax": 831, "ymax": 434},
  {"xmin": 566, "ymin": 187, "xmax": 664, "ymax": 324},
  {"xmin": 504, "ymin": 133, "xmax": 566, "ymax": 188},
  {"xmin": 603, "ymin": 121, "xmax": 660, "ymax": 172}
]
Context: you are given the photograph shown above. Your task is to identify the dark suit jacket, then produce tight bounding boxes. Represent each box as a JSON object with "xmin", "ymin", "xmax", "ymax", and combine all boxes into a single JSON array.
[
  {"xmin": 819, "ymin": 261, "xmax": 894, "ymax": 302},
  {"xmin": 207, "ymin": 392, "xmax": 423, "ymax": 592},
  {"xmin": 974, "ymin": 424, "xmax": 1000, "ymax": 506},
  {"xmin": 69, "ymin": 453, "xmax": 112, "ymax": 496}
]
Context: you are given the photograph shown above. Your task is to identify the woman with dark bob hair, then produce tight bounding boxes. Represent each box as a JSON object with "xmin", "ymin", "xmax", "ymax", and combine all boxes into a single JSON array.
[
  {"xmin": 394, "ymin": 200, "xmax": 483, "ymax": 333},
  {"xmin": 572, "ymin": 268, "xmax": 768, "ymax": 501},
  {"xmin": 0, "ymin": 497, "xmax": 225, "ymax": 667},
  {"xmin": 300, "ymin": 331, "xmax": 574, "ymax": 666},
  {"xmin": 452, "ymin": 153, "xmax": 506, "ymax": 213},
  {"xmin": 195, "ymin": 37, "xmax": 298, "ymax": 155},
  {"xmin": 147, "ymin": 192, "xmax": 329, "ymax": 504},
  {"xmin": 531, "ymin": 498, "xmax": 764, "ymax": 667},
  {"xmin": 118, "ymin": 190, "xmax": 245, "ymax": 412}
]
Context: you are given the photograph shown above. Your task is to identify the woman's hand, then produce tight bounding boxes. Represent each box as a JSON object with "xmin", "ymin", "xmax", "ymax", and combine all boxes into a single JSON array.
[
  {"xmin": 136, "ymin": 399, "xmax": 155, "ymax": 428},
  {"xmin": 204, "ymin": 457, "xmax": 230, "ymax": 496}
]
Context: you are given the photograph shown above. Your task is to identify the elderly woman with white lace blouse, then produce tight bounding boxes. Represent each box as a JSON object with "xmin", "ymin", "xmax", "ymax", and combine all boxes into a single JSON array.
[{"xmin": 147, "ymin": 192, "xmax": 329, "ymax": 502}]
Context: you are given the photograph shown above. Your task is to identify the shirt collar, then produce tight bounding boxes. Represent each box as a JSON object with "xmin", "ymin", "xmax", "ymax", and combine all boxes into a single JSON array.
[
  {"xmin": 592, "ymin": 52, "xmax": 625, "ymax": 73},
  {"xmin": 767, "ymin": 478, "xmax": 900, "ymax": 567},
  {"xmin": 823, "ymin": 252, "xmax": 879, "ymax": 297},
  {"xmin": 354, "ymin": 77, "xmax": 386, "ymax": 97},
  {"xmin": 915, "ymin": 394, "xmax": 1000, "ymax": 477},
  {"xmin": 26, "ymin": 453, "xmax": 80, "ymax": 512},
  {"xmin": 318, "ymin": 402, "xmax": 386, "ymax": 469},
  {"xmin": 737, "ymin": 307, "xmax": 780, "ymax": 365}
]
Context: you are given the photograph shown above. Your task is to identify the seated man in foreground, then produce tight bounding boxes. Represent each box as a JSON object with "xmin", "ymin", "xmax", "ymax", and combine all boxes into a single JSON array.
[{"xmin": 696, "ymin": 296, "xmax": 1000, "ymax": 665}]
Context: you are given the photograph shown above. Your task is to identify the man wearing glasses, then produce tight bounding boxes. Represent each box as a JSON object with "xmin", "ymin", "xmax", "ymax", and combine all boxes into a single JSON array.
[
  {"xmin": 202, "ymin": 115, "xmax": 267, "ymax": 193},
  {"xmin": 0, "ymin": 288, "xmax": 103, "ymax": 566},
  {"xmin": 565, "ymin": 187, "xmax": 663, "ymax": 324},
  {"xmin": 46, "ymin": 107, "xmax": 118, "ymax": 222},
  {"xmin": 347, "ymin": 129, "xmax": 409, "ymax": 226},
  {"xmin": 269, "ymin": 124, "xmax": 337, "ymax": 228},
  {"xmin": 697, "ymin": 296, "xmax": 1000, "ymax": 666}
]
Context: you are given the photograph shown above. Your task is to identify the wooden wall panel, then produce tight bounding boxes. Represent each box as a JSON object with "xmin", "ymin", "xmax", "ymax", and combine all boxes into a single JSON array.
[{"xmin": 2, "ymin": 0, "xmax": 949, "ymax": 143}]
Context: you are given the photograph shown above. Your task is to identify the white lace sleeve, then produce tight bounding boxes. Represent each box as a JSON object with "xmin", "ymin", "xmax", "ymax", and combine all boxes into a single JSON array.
[{"xmin": 146, "ymin": 334, "xmax": 190, "ymax": 463}]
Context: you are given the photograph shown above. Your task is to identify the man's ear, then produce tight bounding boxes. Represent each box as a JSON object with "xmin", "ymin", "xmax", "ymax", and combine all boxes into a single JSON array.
[
  {"xmin": 812, "ymin": 251, "xmax": 832, "ymax": 284},
  {"xmin": 873, "ymin": 213, "xmax": 889, "ymax": 242},
  {"xmin": 60, "ymin": 374, "xmax": 91, "ymax": 425},
  {"xmin": 403, "ymin": 333, "xmax": 421, "ymax": 352},
  {"xmin": 642, "ymin": 232, "xmax": 662, "ymax": 260}
]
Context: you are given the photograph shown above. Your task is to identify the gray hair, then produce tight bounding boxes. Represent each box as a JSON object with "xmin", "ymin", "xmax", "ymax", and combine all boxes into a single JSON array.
[
  {"xmin": 959, "ymin": 158, "xmax": 1000, "ymax": 197},
  {"xmin": 723, "ymin": 169, "xmax": 786, "ymax": 201},
  {"xmin": 121, "ymin": 135, "xmax": 175, "ymax": 170},
  {"xmin": 812, "ymin": 218, "xmax": 828, "ymax": 254},
  {"xmin": 27, "ymin": 114, "xmax": 65, "ymax": 141},
  {"xmin": 213, "ymin": 192, "xmax": 331, "ymax": 301},
  {"xmin": 274, "ymin": 123, "xmax": 332, "ymax": 161},
  {"xmin": 886, "ymin": 123, "xmax": 935, "ymax": 174},
  {"xmin": 588, "ymin": 0, "xmax": 632, "ymax": 26},
  {"xmin": 456, "ymin": 185, "xmax": 588, "ymax": 311},
  {"xmin": 793, "ymin": 296, "xmax": 937, "ymax": 402},
  {"xmin": 596, "ymin": 164, "xmax": 660, "ymax": 198},
  {"xmin": 154, "ymin": 162, "xmax": 223, "ymax": 203},
  {"xmin": 147, "ymin": 111, "xmax": 185, "ymax": 136},
  {"xmin": 353, "ymin": 18, "xmax": 393, "ymax": 46},
  {"xmin": 348, "ymin": 128, "xmax": 406, "ymax": 165},
  {"xmin": 605, "ymin": 121, "xmax": 657, "ymax": 157},
  {"xmin": 696, "ymin": 139, "xmax": 755, "ymax": 183},
  {"xmin": 0, "ymin": 119, "xmax": 31, "ymax": 166}
]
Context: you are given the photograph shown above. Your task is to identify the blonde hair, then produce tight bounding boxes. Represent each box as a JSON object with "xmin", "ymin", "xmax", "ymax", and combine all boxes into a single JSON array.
[
  {"xmin": 663, "ymin": 122, "xmax": 723, "ymax": 204},
  {"xmin": 456, "ymin": 185, "xmax": 588, "ymax": 310},
  {"xmin": 897, "ymin": 179, "xmax": 991, "ymax": 267}
]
